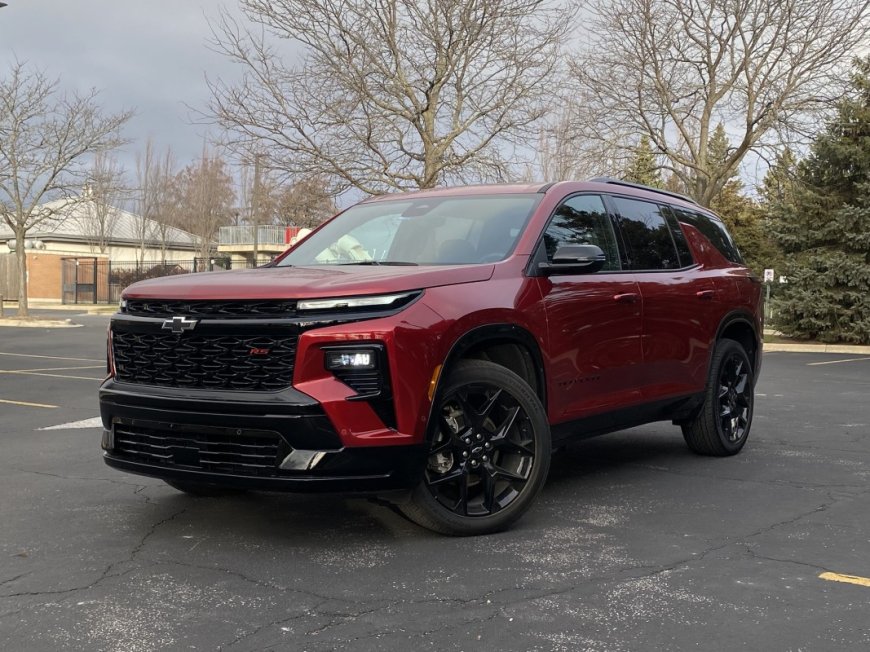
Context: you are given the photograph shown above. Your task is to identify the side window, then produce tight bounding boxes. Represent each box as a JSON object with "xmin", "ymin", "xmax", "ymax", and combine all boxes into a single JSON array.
[
  {"xmin": 610, "ymin": 196, "xmax": 680, "ymax": 270},
  {"xmin": 542, "ymin": 195, "xmax": 620, "ymax": 271},
  {"xmin": 662, "ymin": 206, "xmax": 694, "ymax": 267},
  {"xmin": 672, "ymin": 209, "xmax": 743, "ymax": 264}
]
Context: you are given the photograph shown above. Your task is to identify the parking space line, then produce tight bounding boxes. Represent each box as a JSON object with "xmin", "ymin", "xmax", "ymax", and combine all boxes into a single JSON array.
[
  {"xmin": 819, "ymin": 572, "xmax": 870, "ymax": 588},
  {"xmin": 2, "ymin": 365, "xmax": 105, "ymax": 373},
  {"xmin": 0, "ymin": 398, "xmax": 58, "ymax": 409},
  {"xmin": 0, "ymin": 351, "xmax": 103, "ymax": 363},
  {"xmin": 807, "ymin": 357, "xmax": 870, "ymax": 366},
  {"xmin": 0, "ymin": 370, "xmax": 103, "ymax": 381}
]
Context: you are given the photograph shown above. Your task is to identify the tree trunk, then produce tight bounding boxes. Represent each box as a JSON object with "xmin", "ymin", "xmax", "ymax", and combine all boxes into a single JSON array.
[{"xmin": 15, "ymin": 230, "xmax": 28, "ymax": 317}]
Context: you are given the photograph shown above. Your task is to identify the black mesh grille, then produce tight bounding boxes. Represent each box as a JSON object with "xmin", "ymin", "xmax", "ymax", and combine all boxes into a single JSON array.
[
  {"xmin": 124, "ymin": 299, "xmax": 297, "ymax": 318},
  {"xmin": 114, "ymin": 422, "xmax": 281, "ymax": 476},
  {"xmin": 334, "ymin": 370, "xmax": 383, "ymax": 396},
  {"xmin": 112, "ymin": 329, "xmax": 297, "ymax": 391}
]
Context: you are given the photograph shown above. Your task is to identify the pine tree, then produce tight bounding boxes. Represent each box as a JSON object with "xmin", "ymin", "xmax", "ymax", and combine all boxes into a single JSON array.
[
  {"xmin": 769, "ymin": 58, "xmax": 870, "ymax": 343},
  {"xmin": 624, "ymin": 135, "xmax": 662, "ymax": 187},
  {"xmin": 706, "ymin": 124, "xmax": 783, "ymax": 276}
]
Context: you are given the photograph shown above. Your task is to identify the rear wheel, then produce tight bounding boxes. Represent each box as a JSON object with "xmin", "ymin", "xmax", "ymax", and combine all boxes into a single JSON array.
[
  {"xmin": 399, "ymin": 359, "xmax": 551, "ymax": 536},
  {"xmin": 164, "ymin": 480, "xmax": 244, "ymax": 497},
  {"xmin": 682, "ymin": 338, "xmax": 754, "ymax": 456}
]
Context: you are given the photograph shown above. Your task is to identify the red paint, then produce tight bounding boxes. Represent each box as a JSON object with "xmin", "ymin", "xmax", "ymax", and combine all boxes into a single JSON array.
[{"xmin": 118, "ymin": 181, "xmax": 762, "ymax": 450}]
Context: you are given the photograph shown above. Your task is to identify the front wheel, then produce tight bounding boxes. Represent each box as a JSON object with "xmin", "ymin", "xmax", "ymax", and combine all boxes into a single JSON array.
[
  {"xmin": 399, "ymin": 359, "xmax": 551, "ymax": 536},
  {"xmin": 682, "ymin": 338, "xmax": 754, "ymax": 456}
]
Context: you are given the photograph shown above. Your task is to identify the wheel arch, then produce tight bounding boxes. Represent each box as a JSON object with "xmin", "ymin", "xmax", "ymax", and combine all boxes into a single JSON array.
[
  {"xmin": 425, "ymin": 324, "xmax": 547, "ymax": 441},
  {"xmin": 715, "ymin": 311, "xmax": 762, "ymax": 378}
]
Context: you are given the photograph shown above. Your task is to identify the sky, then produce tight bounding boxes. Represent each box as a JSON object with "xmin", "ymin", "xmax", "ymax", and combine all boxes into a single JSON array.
[{"xmin": 0, "ymin": 0, "xmax": 250, "ymax": 173}]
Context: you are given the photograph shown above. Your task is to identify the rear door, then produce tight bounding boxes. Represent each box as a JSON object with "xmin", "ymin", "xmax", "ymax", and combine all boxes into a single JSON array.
[
  {"xmin": 607, "ymin": 195, "xmax": 718, "ymax": 400},
  {"xmin": 535, "ymin": 194, "xmax": 644, "ymax": 423}
]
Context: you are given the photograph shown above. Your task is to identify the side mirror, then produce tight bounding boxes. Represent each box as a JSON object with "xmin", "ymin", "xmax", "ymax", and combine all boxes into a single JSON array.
[{"xmin": 539, "ymin": 244, "xmax": 606, "ymax": 276}]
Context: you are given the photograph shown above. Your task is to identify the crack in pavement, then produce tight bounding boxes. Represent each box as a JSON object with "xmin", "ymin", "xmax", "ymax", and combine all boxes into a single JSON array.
[
  {"xmin": 0, "ymin": 507, "xmax": 188, "ymax": 600},
  {"xmin": 9, "ymin": 468, "xmax": 150, "ymax": 492}
]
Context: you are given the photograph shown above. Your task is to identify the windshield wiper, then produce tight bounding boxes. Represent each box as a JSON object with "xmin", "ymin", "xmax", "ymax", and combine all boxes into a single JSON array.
[{"xmin": 338, "ymin": 261, "xmax": 419, "ymax": 266}]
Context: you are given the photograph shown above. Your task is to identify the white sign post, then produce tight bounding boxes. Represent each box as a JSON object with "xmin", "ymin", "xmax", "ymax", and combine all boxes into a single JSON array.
[{"xmin": 763, "ymin": 269, "xmax": 775, "ymax": 282}]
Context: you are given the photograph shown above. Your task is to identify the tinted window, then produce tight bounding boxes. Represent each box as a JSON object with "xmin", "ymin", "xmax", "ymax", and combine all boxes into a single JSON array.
[
  {"xmin": 672, "ymin": 209, "xmax": 743, "ymax": 264},
  {"xmin": 610, "ymin": 197, "xmax": 679, "ymax": 270},
  {"xmin": 662, "ymin": 207, "xmax": 694, "ymax": 267},
  {"xmin": 542, "ymin": 195, "xmax": 620, "ymax": 271}
]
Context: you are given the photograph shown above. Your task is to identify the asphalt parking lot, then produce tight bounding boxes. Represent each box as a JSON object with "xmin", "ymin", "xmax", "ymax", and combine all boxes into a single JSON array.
[{"xmin": 1, "ymin": 315, "xmax": 869, "ymax": 651}]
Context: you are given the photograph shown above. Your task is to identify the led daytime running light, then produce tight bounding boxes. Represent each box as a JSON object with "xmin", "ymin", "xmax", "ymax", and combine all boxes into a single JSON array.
[{"xmin": 298, "ymin": 292, "xmax": 414, "ymax": 312}]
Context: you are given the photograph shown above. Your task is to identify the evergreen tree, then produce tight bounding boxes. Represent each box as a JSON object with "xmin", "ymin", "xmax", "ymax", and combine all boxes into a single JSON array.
[
  {"xmin": 706, "ymin": 124, "xmax": 783, "ymax": 276},
  {"xmin": 624, "ymin": 135, "xmax": 662, "ymax": 187},
  {"xmin": 769, "ymin": 58, "xmax": 870, "ymax": 343}
]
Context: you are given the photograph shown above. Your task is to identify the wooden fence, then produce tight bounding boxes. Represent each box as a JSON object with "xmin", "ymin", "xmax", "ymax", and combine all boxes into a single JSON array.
[{"xmin": 0, "ymin": 254, "xmax": 19, "ymax": 299}]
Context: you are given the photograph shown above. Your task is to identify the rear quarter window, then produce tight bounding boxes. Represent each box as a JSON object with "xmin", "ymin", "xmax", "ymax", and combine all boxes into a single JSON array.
[{"xmin": 671, "ymin": 208, "xmax": 743, "ymax": 264}]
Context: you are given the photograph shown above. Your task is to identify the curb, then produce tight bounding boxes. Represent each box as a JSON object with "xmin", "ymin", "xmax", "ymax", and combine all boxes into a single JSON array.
[
  {"xmin": 765, "ymin": 343, "xmax": 870, "ymax": 354},
  {"xmin": 0, "ymin": 318, "xmax": 82, "ymax": 329}
]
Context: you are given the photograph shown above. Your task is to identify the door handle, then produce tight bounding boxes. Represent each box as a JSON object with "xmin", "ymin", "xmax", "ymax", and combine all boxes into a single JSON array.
[
  {"xmin": 613, "ymin": 293, "xmax": 639, "ymax": 304},
  {"xmin": 696, "ymin": 289, "xmax": 715, "ymax": 300}
]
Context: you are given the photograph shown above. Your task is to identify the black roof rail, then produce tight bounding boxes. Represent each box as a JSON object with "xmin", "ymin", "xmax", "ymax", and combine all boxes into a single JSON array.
[{"xmin": 587, "ymin": 177, "xmax": 699, "ymax": 206}]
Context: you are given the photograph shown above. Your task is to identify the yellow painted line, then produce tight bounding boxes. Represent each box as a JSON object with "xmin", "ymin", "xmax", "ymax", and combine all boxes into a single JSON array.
[
  {"xmin": 0, "ymin": 370, "xmax": 103, "ymax": 381},
  {"xmin": 807, "ymin": 357, "xmax": 870, "ymax": 366},
  {"xmin": 819, "ymin": 572, "xmax": 870, "ymax": 588},
  {"xmin": 0, "ymin": 398, "xmax": 58, "ymax": 409},
  {"xmin": 0, "ymin": 351, "xmax": 102, "ymax": 363}
]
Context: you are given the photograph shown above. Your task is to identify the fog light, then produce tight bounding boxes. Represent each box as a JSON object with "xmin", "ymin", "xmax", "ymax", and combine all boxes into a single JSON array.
[{"xmin": 325, "ymin": 349, "xmax": 377, "ymax": 371}]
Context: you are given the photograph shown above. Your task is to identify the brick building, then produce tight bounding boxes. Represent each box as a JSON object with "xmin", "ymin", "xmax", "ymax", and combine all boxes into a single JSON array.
[{"xmin": 0, "ymin": 196, "xmax": 199, "ymax": 303}]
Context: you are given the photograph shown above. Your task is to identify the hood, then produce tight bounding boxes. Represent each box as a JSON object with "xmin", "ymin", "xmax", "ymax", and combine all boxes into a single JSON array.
[{"xmin": 122, "ymin": 264, "xmax": 494, "ymax": 300}]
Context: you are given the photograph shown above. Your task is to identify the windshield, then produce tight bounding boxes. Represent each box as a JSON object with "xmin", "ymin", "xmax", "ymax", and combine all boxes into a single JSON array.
[{"xmin": 277, "ymin": 194, "xmax": 541, "ymax": 266}]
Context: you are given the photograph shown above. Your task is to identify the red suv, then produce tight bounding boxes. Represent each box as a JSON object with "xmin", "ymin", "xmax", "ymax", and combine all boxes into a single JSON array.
[{"xmin": 101, "ymin": 179, "xmax": 762, "ymax": 535}]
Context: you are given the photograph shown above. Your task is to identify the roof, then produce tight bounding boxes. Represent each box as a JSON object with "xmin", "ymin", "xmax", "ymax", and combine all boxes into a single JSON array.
[
  {"xmin": 0, "ymin": 196, "xmax": 198, "ymax": 248},
  {"xmin": 358, "ymin": 181, "xmax": 707, "ymax": 215}
]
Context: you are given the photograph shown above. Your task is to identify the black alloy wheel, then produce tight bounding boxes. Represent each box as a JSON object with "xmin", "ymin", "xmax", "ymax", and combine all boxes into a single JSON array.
[
  {"xmin": 400, "ymin": 359, "xmax": 551, "ymax": 535},
  {"xmin": 682, "ymin": 338, "xmax": 754, "ymax": 456},
  {"xmin": 718, "ymin": 352, "xmax": 752, "ymax": 443}
]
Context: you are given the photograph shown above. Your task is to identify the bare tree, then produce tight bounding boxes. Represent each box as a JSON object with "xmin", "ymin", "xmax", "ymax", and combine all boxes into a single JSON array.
[
  {"xmin": 0, "ymin": 61, "xmax": 131, "ymax": 315},
  {"xmin": 78, "ymin": 152, "xmax": 128, "ymax": 254},
  {"xmin": 276, "ymin": 176, "xmax": 336, "ymax": 228},
  {"xmin": 571, "ymin": 0, "xmax": 870, "ymax": 206},
  {"xmin": 207, "ymin": 0, "xmax": 573, "ymax": 194},
  {"xmin": 172, "ymin": 149, "xmax": 235, "ymax": 262}
]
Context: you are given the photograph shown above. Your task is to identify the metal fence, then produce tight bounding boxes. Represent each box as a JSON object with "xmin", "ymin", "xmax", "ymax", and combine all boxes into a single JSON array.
[
  {"xmin": 219, "ymin": 225, "xmax": 288, "ymax": 245},
  {"xmin": 60, "ymin": 257, "xmax": 272, "ymax": 305}
]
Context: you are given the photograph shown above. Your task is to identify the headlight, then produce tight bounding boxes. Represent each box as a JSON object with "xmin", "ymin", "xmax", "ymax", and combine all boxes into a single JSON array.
[
  {"xmin": 325, "ymin": 349, "xmax": 377, "ymax": 371},
  {"xmin": 297, "ymin": 292, "xmax": 416, "ymax": 312},
  {"xmin": 119, "ymin": 297, "xmax": 127, "ymax": 312}
]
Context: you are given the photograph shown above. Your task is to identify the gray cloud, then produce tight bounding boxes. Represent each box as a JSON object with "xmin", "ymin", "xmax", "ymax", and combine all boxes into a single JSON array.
[{"xmin": 0, "ymin": 0, "xmax": 251, "ymax": 173}]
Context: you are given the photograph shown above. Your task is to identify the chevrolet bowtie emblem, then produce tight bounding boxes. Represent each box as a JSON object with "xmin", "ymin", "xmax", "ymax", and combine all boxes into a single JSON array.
[{"xmin": 162, "ymin": 315, "xmax": 199, "ymax": 334}]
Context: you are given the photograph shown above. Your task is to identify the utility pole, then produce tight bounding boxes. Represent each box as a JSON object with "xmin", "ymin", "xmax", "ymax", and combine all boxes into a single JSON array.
[{"xmin": 251, "ymin": 153, "xmax": 261, "ymax": 266}]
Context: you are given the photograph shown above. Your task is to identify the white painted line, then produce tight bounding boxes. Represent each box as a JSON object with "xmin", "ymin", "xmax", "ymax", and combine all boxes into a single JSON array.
[
  {"xmin": 0, "ymin": 351, "xmax": 102, "ymax": 363},
  {"xmin": 40, "ymin": 417, "xmax": 103, "ymax": 430},
  {"xmin": 0, "ymin": 398, "xmax": 58, "ymax": 409},
  {"xmin": 3, "ymin": 365, "xmax": 104, "ymax": 373},
  {"xmin": 807, "ymin": 357, "xmax": 870, "ymax": 366},
  {"xmin": 0, "ymin": 370, "xmax": 103, "ymax": 381}
]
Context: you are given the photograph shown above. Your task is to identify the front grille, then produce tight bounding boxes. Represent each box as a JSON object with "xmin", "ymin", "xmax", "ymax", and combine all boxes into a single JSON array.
[
  {"xmin": 112, "ymin": 330, "xmax": 297, "ymax": 391},
  {"xmin": 124, "ymin": 299, "xmax": 297, "ymax": 318},
  {"xmin": 114, "ymin": 422, "xmax": 281, "ymax": 476}
]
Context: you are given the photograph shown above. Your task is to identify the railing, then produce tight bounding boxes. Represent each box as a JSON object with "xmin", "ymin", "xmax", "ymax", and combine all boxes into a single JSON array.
[
  {"xmin": 219, "ymin": 225, "xmax": 288, "ymax": 245},
  {"xmin": 60, "ymin": 257, "xmax": 273, "ymax": 305}
]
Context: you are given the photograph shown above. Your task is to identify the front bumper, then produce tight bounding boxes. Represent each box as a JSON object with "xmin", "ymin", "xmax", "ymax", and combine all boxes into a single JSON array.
[{"xmin": 100, "ymin": 380, "xmax": 427, "ymax": 493}]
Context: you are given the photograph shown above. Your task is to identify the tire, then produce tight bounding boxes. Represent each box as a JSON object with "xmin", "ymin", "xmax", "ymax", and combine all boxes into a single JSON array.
[
  {"xmin": 164, "ymin": 480, "xmax": 244, "ymax": 497},
  {"xmin": 682, "ymin": 338, "xmax": 754, "ymax": 456},
  {"xmin": 399, "ymin": 359, "xmax": 551, "ymax": 536}
]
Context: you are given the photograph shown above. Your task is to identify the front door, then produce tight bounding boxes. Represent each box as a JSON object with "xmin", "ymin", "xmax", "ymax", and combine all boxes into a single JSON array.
[{"xmin": 536, "ymin": 194, "xmax": 644, "ymax": 423}]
